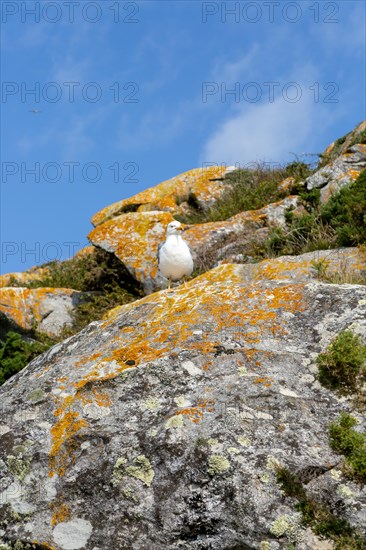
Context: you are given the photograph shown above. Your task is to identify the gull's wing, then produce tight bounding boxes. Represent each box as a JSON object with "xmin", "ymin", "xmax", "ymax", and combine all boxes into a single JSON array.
[
  {"xmin": 182, "ymin": 236, "xmax": 193, "ymax": 258},
  {"xmin": 157, "ymin": 242, "xmax": 164, "ymax": 264}
]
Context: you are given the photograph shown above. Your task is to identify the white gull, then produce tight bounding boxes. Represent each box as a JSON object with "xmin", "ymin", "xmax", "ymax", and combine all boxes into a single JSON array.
[{"xmin": 157, "ymin": 220, "xmax": 194, "ymax": 289}]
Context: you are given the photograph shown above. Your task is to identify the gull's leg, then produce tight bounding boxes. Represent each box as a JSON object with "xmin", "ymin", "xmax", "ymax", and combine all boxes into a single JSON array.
[
  {"xmin": 167, "ymin": 278, "xmax": 172, "ymax": 291},
  {"xmin": 182, "ymin": 276, "xmax": 188, "ymax": 289}
]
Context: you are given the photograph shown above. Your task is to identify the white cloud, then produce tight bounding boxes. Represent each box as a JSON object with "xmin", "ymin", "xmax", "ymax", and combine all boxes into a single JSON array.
[
  {"xmin": 211, "ymin": 45, "xmax": 260, "ymax": 83},
  {"xmin": 200, "ymin": 90, "xmax": 336, "ymax": 166}
]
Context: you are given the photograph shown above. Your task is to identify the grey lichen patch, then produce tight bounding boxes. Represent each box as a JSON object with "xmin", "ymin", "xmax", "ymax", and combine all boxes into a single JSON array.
[
  {"xmin": 260, "ymin": 473, "xmax": 270, "ymax": 483},
  {"xmin": 25, "ymin": 389, "xmax": 46, "ymax": 402},
  {"xmin": 337, "ymin": 484, "xmax": 355, "ymax": 500},
  {"xmin": 237, "ymin": 436, "xmax": 251, "ymax": 447},
  {"xmin": 0, "ymin": 543, "xmax": 38, "ymax": 550},
  {"xmin": 330, "ymin": 469, "xmax": 342, "ymax": 480},
  {"xmin": 208, "ymin": 454, "xmax": 230, "ymax": 476},
  {"xmin": 111, "ymin": 457, "xmax": 127, "ymax": 486},
  {"xmin": 174, "ymin": 396, "xmax": 191, "ymax": 407},
  {"xmin": 227, "ymin": 447, "xmax": 240, "ymax": 455},
  {"xmin": 165, "ymin": 415, "xmax": 184, "ymax": 429},
  {"xmin": 7, "ymin": 453, "xmax": 31, "ymax": 481},
  {"xmin": 141, "ymin": 397, "xmax": 161, "ymax": 411},
  {"xmin": 53, "ymin": 518, "xmax": 93, "ymax": 549},
  {"xmin": 266, "ymin": 455, "xmax": 281, "ymax": 471},
  {"xmin": 270, "ymin": 513, "xmax": 304, "ymax": 543},
  {"xmin": 121, "ymin": 486, "xmax": 140, "ymax": 502},
  {"xmin": 125, "ymin": 455, "xmax": 154, "ymax": 487},
  {"xmin": 238, "ymin": 366, "xmax": 248, "ymax": 377}
]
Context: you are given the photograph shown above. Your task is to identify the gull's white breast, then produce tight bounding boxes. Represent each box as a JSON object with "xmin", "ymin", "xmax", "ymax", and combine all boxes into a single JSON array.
[{"xmin": 158, "ymin": 236, "xmax": 194, "ymax": 281}]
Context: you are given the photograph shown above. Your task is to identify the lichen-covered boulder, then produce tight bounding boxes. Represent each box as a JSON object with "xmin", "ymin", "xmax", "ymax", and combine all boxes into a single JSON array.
[
  {"xmin": 88, "ymin": 210, "xmax": 175, "ymax": 294},
  {"xmin": 306, "ymin": 143, "xmax": 366, "ymax": 202},
  {"xmin": 73, "ymin": 246, "xmax": 97, "ymax": 259},
  {"xmin": 0, "ymin": 267, "xmax": 49, "ymax": 289},
  {"xmin": 0, "ymin": 248, "xmax": 365, "ymax": 549},
  {"xmin": 0, "ymin": 287, "xmax": 85, "ymax": 336},
  {"xmin": 91, "ymin": 165, "xmax": 235, "ymax": 227},
  {"xmin": 320, "ymin": 120, "xmax": 366, "ymax": 164},
  {"xmin": 88, "ymin": 197, "xmax": 300, "ymax": 294}
]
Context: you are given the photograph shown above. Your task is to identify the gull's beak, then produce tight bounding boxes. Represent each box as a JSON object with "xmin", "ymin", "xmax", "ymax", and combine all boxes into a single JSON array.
[{"xmin": 177, "ymin": 225, "xmax": 185, "ymax": 231}]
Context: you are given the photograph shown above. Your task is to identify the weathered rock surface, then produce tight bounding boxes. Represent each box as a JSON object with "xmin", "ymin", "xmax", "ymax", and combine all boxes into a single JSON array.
[
  {"xmin": 91, "ymin": 165, "xmax": 235, "ymax": 227},
  {"xmin": 0, "ymin": 267, "xmax": 49, "ymax": 289},
  {"xmin": 320, "ymin": 120, "xmax": 366, "ymax": 164},
  {"xmin": 0, "ymin": 248, "xmax": 365, "ymax": 549},
  {"xmin": 89, "ymin": 197, "xmax": 300, "ymax": 294},
  {"xmin": 306, "ymin": 143, "xmax": 366, "ymax": 203},
  {"xmin": 0, "ymin": 287, "xmax": 85, "ymax": 336}
]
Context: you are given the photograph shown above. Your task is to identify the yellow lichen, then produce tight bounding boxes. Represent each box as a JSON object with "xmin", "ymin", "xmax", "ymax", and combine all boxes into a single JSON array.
[
  {"xmin": 49, "ymin": 411, "xmax": 87, "ymax": 478},
  {"xmin": 208, "ymin": 454, "xmax": 230, "ymax": 475},
  {"xmin": 172, "ymin": 399, "xmax": 215, "ymax": 424},
  {"xmin": 51, "ymin": 500, "xmax": 71, "ymax": 526}
]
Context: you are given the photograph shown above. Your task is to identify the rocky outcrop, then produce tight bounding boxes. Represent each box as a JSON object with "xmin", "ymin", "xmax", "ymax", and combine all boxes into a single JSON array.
[
  {"xmin": 89, "ymin": 197, "xmax": 300, "ymax": 294},
  {"xmin": 0, "ymin": 287, "xmax": 86, "ymax": 336},
  {"xmin": 306, "ymin": 144, "xmax": 366, "ymax": 203},
  {"xmin": 320, "ymin": 120, "xmax": 366, "ymax": 164},
  {"xmin": 0, "ymin": 248, "xmax": 365, "ymax": 549},
  {"xmin": 91, "ymin": 165, "xmax": 235, "ymax": 227},
  {"xmin": 0, "ymin": 267, "xmax": 49, "ymax": 289}
]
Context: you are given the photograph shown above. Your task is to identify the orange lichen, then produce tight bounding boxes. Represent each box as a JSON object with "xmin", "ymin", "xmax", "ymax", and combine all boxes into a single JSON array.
[
  {"xmin": 51, "ymin": 500, "xmax": 71, "ymax": 526},
  {"xmin": 31, "ymin": 543, "xmax": 55, "ymax": 550},
  {"xmin": 91, "ymin": 165, "xmax": 230, "ymax": 227},
  {"xmin": 253, "ymin": 376, "xmax": 273, "ymax": 388},
  {"xmin": 92, "ymin": 389, "xmax": 112, "ymax": 407},
  {"xmin": 75, "ymin": 352, "xmax": 101, "ymax": 368},
  {"xmin": 49, "ymin": 411, "xmax": 87, "ymax": 478},
  {"xmin": 173, "ymin": 399, "xmax": 215, "ymax": 423},
  {"xmin": 0, "ymin": 286, "xmax": 76, "ymax": 332}
]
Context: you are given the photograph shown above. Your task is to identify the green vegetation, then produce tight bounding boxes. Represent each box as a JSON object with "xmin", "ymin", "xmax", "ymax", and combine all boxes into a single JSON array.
[
  {"xmin": 15, "ymin": 247, "xmax": 140, "ymax": 293},
  {"xmin": 6, "ymin": 248, "xmax": 143, "ymax": 335},
  {"xmin": 311, "ymin": 251, "xmax": 366, "ymax": 286},
  {"xmin": 0, "ymin": 331, "xmax": 52, "ymax": 386},
  {"xmin": 64, "ymin": 284, "xmax": 138, "ymax": 335},
  {"xmin": 329, "ymin": 413, "xmax": 366, "ymax": 484},
  {"xmin": 1, "ymin": 248, "xmax": 143, "ymax": 384},
  {"xmin": 267, "ymin": 169, "xmax": 366, "ymax": 257},
  {"xmin": 176, "ymin": 161, "xmax": 313, "ymax": 224},
  {"xmin": 319, "ymin": 123, "xmax": 366, "ymax": 167},
  {"xmin": 276, "ymin": 467, "xmax": 365, "ymax": 549},
  {"xmin": 321, "ymin": 170, "xmax": 366, "ymax": 246},
  {"xmin": 317, "ymin": 330, "xmax": 366, "ymax": 395}
]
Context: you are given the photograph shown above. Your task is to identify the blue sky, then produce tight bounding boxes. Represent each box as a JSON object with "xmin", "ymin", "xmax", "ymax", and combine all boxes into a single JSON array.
[{"xmin": 1, "ymin": 0, "xmax": 365, "ymax": 274}]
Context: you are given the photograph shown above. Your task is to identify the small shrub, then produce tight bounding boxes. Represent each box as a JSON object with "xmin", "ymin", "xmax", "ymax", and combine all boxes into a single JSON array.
[
  {"xmin": 276, "ymin": 467, "xmax": 365, "ymax": 548},
  {"xmin": 176, "ymin": 161, "xmax": 313, "ymax": 225},
  {"xmin": 0, "ymin": 331, "xmax": 51, "ymax": 386},
  {"xmin": 264, "ymin": 169, "xmax": 366, "ymax": 258},
  {"xmin": 63, "ymin": 283, "xmax": 137, "ymax": 335},
  {"xmin": 329, "ymin": 413, "xmax": 366, "ymax": 483},
  {"xmin": 27, "ymin": 248, "xmax": 141, "ymax": 294},
  {"xmin": 8, "ymin": 248, "xmax": 143, "ymax": 339},
  {"xmin": 321, "ymin": 170, "xmax": 366, "ymax": 246},
  {"xmin": 317, "ymin": 330, "xmax": 366, "ymax": 394},
  {"xmin": 311, "ymin": 251, "xmax": 366, "ymax": 286}
]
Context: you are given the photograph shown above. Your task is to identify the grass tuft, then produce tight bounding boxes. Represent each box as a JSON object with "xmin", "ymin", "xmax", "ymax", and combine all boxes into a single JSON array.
[
  {"xmin": 176, "ymin": 161, "xmax": 313, "ymax": 225},
  {"xmin": 276, "ymin": 466, "xmax": 365, "ymax": 548},
  {"xmin": 329, "ymin": 413, "xmax": 366, "ymax": 483},
  {"xmin": 317, "ymin": 330, "xmax": 366, "ymax": 395}
]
